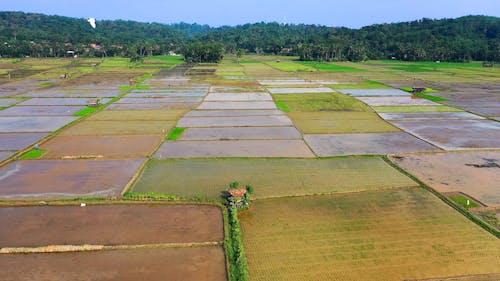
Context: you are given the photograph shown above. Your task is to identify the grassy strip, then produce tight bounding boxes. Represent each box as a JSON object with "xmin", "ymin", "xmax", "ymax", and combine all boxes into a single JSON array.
[
  {"xmin": 19, "ymin": 150, "xmax": 46, "ymax": 159},
  {"xmin": 123, "ymin": 191, "xmax": 180, "ymax": 201},
  {"xmin": 275, "ymin": 101, "xmax": 291, "ymax": 112},
  {"xmin": 382, "ymin": 156, "xmax": 499, "ymax": 238},
  {"xmin": 38, "ymin": 81, "xmax": 55, "ymax": 88},
  {"xmin": 450, "ymin": 195, "xmax": 479, "ymax": 208},
  {"xmin": 227, "ymin": 206, "xmax": 249, "ymax": 281},
  {"xmin": 400, "ymin": 87, "xmax": 448, "ymax": 102},
  {"xmin": 330, "ymin": 80, "xmax": 390, "ymax": 89},
  {"xmin": 297, "ymin": 61, "xmax": 364, "ymax": 72},
  {"xmin": 415, "ymin": 93, "xmax": 448, "ymax": 102},
  {"xmin": 401, "ymin": 87, "xmax": 440, "ymax": 94},
  {"xmin": 73, "ymin": 107, "xmax": 100, "ymax": 117},
  {"xmin": 167, "ymin": 127, "xmax": 186, "ymax": 140}
]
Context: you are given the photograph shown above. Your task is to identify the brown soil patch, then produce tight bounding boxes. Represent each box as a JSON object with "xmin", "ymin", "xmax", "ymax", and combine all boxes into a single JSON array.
[
  {"xmin": 87, "ymin": 110, "xmax": 187, "ymax": 121},
  {"xmin": 41, "ymin": 135, "xmax": 164, "ymax": 159},
  {"xmin": 59, "ymin": 121, "xmax": 176, "ymax": 136},
  {"xmin": 0, "ymin": 159, "xmax": 145, "ymax": 199},
  {"xmin": 0, "ymin": 246, "xmax": 227, "ymax": 281},
  {"xmin": 390, "ymin": 151, "xmax": 500, "ymax": 207},
  {"xmin": 0, "ymin": 204, "xmax": 223, "ymax": 247}
]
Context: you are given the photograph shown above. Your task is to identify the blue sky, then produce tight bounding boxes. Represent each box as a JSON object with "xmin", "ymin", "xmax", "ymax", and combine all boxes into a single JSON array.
[{"xmin": 2, "ymin": 0, "xmax": 499, "ymax": 28}]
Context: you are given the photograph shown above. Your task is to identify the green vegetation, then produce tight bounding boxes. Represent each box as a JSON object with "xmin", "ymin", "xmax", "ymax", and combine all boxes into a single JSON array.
[
  {"xmin": 330, "ymin": 80, "xmax": 391, "ymax": 89},
  {"xmin": 415, "ymin": 93, "xmax": 449, "ymax": 102},
  {"xmin": 20, "ymin": 149, "xmax": 46, "ymax": 159},
  {"xmin": 123, "ymin": 191, "xmax": 179, "ymax": 201},
  {"xmin": 1, "ymin": 12, "xmax": 498, "ymax": 63},
  {"xmin": 227, "ymin": 206, "xmax": 249, "ymax": 281},
  {"xmin": 182, "ymin": 42, "xmax": 224, "ymax": 63},
  {"xmin": 450, "ymin": 195, "xmax": 479, "ymax": 208},
  {"xmin": 275, "ymin": 101, "xmax": 291, "ymax": 112},
  {"xmin": 399, "ymin": 87, "xmax": 448, "ymax": 102},
  {"xmin": 132, "ymin": 157, "xmax": 416, "ymax": 199},
  {"xmin": 119, "ymin": 85, "xmax": 133, "ymax": 90},
  {"xmin": 73, "ymin": 107, "xmax": 100, "ymax": 117},
  {"xmin": 373, "ymin": 105, "xmax": 462, "ymax": 113},
  {"xmin": 478, "ymin": 212, "xmax": 500, "ymax": 231},
  {"xmin": 135, "ymin": 85, "xmax": 151, "ymax": 90},
  {"xmin": 38, "ymin": 81, "xmax": 55, "ymax": 88},
  {"xmin": 266, "ymin": 61, "xmax": 316, "ymax": 72},
  {"xmin": 289, "ymin": 111, "xmax": 399, "ymax": 134},
  {"xmin": 273, "ymin": 92, "xmax": 371, "ymax": 112},
  {"xmin": 297, "ymin": 61, "xmax": 363, "ymax": 72},
  {"xmin": 400, "ymin": 87, "xmax": 440, "ymax": 93},
  {"xmin": 167, "ymin": 127, "xmax": 186, "ymax": 140}
]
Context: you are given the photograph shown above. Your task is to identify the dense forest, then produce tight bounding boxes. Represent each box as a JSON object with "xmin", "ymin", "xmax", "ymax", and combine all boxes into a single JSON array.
[{"xmin": 0, "ymin": 11, "xmax": 498, "ymax": 62}]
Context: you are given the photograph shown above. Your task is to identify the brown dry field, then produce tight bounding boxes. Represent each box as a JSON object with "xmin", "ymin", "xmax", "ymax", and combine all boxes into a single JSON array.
[
  {"xmin": 41, "ymin": 135, "xmax": 164, "ymax": 159},
  {"xmin": 390, "ymin": 151, "xmax": 500, "ymax": 207},
  {"xmin": 0, "ymin": 204, "xmax": 223, "ymax": 247},
  {"xmin": 289, "ymin": 112, "xmax": 400, "ymax": 134},
  {"xmin": 87, "ymin": 110, "xmax": 187, "ymax": 121},
  {"xmin": 0, "ymin": 159, "xmax": 145, "ymax": 199},
  {"xmin": 0, "ymin": 246, "xmax": 227, "ymax": 281},
  {"xmin": 59, "ymin": 120, "xmax": 176, "ymax": 136}
]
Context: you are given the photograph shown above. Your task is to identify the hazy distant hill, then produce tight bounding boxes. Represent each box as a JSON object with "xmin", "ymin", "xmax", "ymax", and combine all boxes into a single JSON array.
[{"xmin": 0, "ymin": 11, "xmax": 498, "ymax": 61}]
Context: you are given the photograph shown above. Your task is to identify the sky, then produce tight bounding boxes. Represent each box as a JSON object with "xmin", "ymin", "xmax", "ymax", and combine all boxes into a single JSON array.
[{"xmin": 1, "ymin": 0, "xmax": 499, "ymax": 28}]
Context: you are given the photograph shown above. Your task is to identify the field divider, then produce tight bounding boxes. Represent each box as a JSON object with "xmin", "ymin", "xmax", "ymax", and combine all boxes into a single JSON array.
[
  {"xmin": 0, "ymin": 81, "xmax": 136, "ymax": 168},
  {"xmin": 251, "ymin": 185, "xmax": 420, "ymax": 202},
  {"xmin": 0, "ymin": 241, "xmax": 223, "ymax": 254},
  {"xmin": 382, "ymin": 155, "xmax": 500, "ymax": 238}
]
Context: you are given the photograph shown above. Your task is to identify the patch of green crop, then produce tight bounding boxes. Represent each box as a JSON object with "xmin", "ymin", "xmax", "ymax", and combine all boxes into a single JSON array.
[
  {"xmin": 275, "ymin": 101, "xmax": 291, "ymax": 112},
  {"xmin": 415, "ymin": 93, "xmax": 448, "ymax": 102},
  {"xmin": 267, "ymin": 61, "xmax": 316, "ymax": 72},
  {"xmin": 38, "ymin": 82, "xmax": 55, "ymax": 88},
  {"xmin": 450, "ymin": 195, "xmax": 479, "ymax": 209},
  {"xmin": 73, "ymin": 107, "xmax": 99, "ymax": 117},
  {"xmin": 167, "ymin": 127, "xmax": 186, "ymax": 140},
  {"xmin": 20, "ymin": 150, "xmax": 46, "ymax": 159},
  {"xmin": 136, "ymin": 85, "xmax": 150, "ymax": 90},
  {"xmin": 297, "ymin": 61, "xmax": 364, "ymax": 72},
  {"xmin": 400, "ymin": 87, "xmax": 440, "ymax": 94},
  {"xmin": 330, "ymin": 80, "xmax": 391, "ymax": 89},
  {"xmin": 119, "ymin": 85, "xmax": 133, "ymax": 90}
]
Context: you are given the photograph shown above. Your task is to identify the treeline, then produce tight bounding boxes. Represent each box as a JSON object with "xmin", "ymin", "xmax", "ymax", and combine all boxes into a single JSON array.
[
  {"xmin": 182, "ymin": 42, "xmax": 224, "ymax": 63},
  {"xmin": 0, "ymin": 11, "xmax": 498, "ymax": 62}
]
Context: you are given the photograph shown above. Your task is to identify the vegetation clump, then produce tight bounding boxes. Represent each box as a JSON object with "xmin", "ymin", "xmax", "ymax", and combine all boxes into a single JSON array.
[
  {"xmin": 182, "ymin": 42, "xmax": 224, "ymax": 63},
  {"xmin": 224, "ymin": 181, "xmax": 253, "ymax": 211}
]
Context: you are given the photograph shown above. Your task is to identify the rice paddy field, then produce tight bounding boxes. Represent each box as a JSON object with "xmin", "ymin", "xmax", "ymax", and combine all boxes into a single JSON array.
[
  {"xmin": 239, "ymin": 188, "xmax": 500, "ymax": 281},
  {"xmin": 1, "ymin": 55, "xmax": 499, "ymax": 281},
  {"xmin": 288, "ymin": 112, "xmax": 400, "ymax": 134},
  {"xmin": 131, "ymin": 157, "xmax": 417, "ymax": 199}
]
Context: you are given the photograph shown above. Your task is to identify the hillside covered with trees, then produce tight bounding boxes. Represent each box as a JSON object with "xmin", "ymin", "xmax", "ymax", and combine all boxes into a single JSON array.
[{"xmin": 0, "ymin": 11, "xmax": 498, "ymax": 62}]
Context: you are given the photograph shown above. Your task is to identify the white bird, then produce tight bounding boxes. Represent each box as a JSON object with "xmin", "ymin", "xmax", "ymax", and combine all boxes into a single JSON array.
[{"xmin": 87, "ymin": 18, "xmax": 96, "ymax": 29}]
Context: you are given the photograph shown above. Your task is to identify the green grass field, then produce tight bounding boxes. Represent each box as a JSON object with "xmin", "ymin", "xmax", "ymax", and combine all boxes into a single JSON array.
[
  {"xmin": 167, "ymin": 127, "xmax": 186, "ymax": 140},
  {"xmin": 266, "ymin": 61, "xmax": 317, "ymax": 72},
  {"xmin": 330, "ymin": 80, "xmax": 391, "ymax": 89},
  {"xmin": 131, "ymin": 157, "xmax": 417, "ymax": 199},
  {"xmin": 450, "ymin": 194, "xmax": 480, "ymax": 209},
  {"xmin": 273, "ymin": 92, "xmax": 372, "ymax": 112},
  {"xmin": 297, "ymin": 61, "xmax": 364, "ymax": 72},
  {"xmin": 20, "ymin": 149, "xmax": 46, "ymax": 159},
  {"xmin": 240, "ymin": 188, "xmax": 500, "ymax": 281},
  {"xmin": 289, "ymin": 112, "xmax": 400, "ymax": 134}
]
